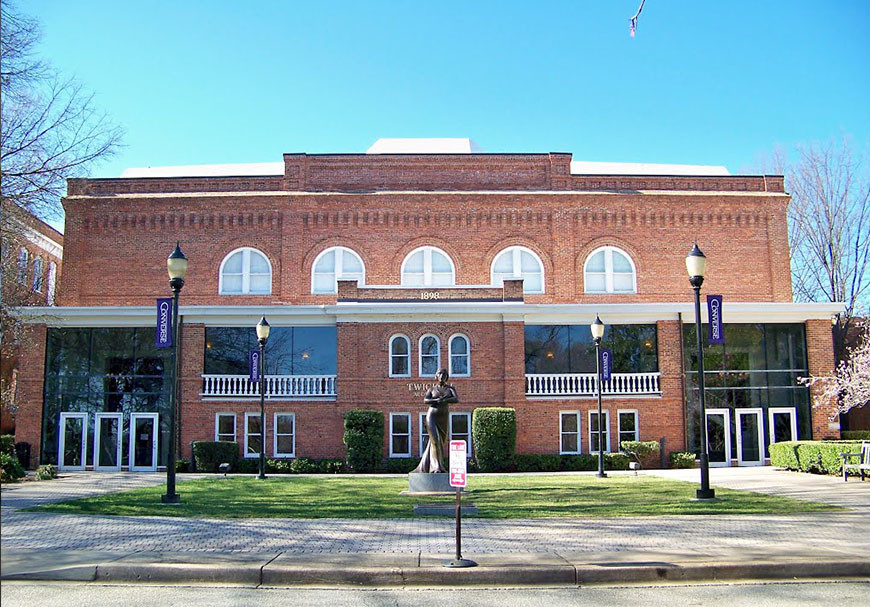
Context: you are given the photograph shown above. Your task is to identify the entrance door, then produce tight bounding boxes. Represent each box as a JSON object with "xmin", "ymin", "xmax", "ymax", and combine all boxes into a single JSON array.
[
  {"xmin": 736, "ymin": 408, "xmax": 764, "ymax": 466},
  {"xmin": 767, "ymin": 407, "xmax": 797, "ymax": 456},
  {"xmin": 58, "ymin": 412, "xmax": 88, "ymax": 471},
  {"xmin": 705, "ymin": 408, "xmax": 731, "ymax": 467},
  {"xmin": 129, "ymin": 413, "xmax": 158, "ymax": 472},
  {"xmin": 94, "ymin": 412, "xmax": 123, "ymax": 471}
]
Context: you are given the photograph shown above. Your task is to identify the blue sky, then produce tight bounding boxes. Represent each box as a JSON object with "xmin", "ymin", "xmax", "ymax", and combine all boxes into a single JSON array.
[{"xmin": 25, "ymin": 1, "xmax": 870, "ymax": 177}]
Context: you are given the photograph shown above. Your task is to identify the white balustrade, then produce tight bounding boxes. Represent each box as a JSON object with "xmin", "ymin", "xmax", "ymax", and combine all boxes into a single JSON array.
[
  {"xmin": 525, "ymin": 372, "xmax": 660, "ymax": 397},
  {"xmin": 202, "ymin": 375, "xmax": 337, "ymax": 399}
]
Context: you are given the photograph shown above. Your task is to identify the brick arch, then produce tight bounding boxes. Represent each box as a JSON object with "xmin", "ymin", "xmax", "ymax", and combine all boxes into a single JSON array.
[
  {"xmin": 575, "ymin": 236, "xmax": 643, "ymax": 285},
  {"xmin": 392, "ymin": 237, "xmax": 462, "ymax": 284},
  {"xmin": 484, "ymin": 236, "xmax": 552, "ymax": 292},
  {"xmin": 301, "ymin": 237, "xmax": 371, "ymax": 277},
  {"xmin": 212, "ymin": 239, "xmax": 279, "ymax": 294}
]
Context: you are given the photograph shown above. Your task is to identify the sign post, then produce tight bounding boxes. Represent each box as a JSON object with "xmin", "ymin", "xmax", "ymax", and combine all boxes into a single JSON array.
[{"xmin": 443, "ymin": 440, "xmax": 477, "ymax": 568}]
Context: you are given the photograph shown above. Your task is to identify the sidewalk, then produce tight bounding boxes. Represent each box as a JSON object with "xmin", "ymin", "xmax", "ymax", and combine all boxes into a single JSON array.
[{"xmin": 2, "ymin": 467, "xmax": 868, "ymax": 586}]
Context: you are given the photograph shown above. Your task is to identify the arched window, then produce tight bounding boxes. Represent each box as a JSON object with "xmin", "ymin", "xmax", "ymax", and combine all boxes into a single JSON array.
[
  {"xmin": 389, "ymin": 334, "xmax": 411, "ymax": 377},
  {"xmin": 584, "ymin": 246, "xmax": 636, "ymax": 293},
  {"xmin": 419, "ymin": 334, "xmax": 441, "ymax": 377},
  {"xmin": 17, "ymin": 248, "xmax": 28, "ymax": 283},
  {"xmin": 449, "ymin": 334, "xmax": 470, "ymax": 377},
  {"xmin": 219, "ymin": 248, "xmax": 272, "ymax": 295},
  {"xmin": 312, "ymin": 246, "xmax": 365, "ymax": 294},
  {"xmin": 401, "ymin": 246, "xmax": 455, "ymax": 287},
  {"xmin": 32, "ymin": 258, "xmax": 44, "ymax": 292},
  {"xmin": 491, "ymin": 246, "xmax": 544, "ymax": 293}
]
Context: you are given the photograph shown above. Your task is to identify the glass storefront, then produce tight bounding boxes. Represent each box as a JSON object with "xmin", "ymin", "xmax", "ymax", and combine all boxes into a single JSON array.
[
  {"xmin": 524, "ymin": 324, "xmax": 658, "ymax": 374},
  {"xmin": 204, "ymin": 326, "xmax": 337, "ymax": 376}
]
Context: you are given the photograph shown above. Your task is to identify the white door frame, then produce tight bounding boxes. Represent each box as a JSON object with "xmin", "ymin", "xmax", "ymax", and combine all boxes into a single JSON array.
[
  {"xmin": 94, "ymin": 412, "xmax": 123, "ymax": 472},
  {"xmin": 767, "ymin": 406, "xmax": 797, "ymax": 449},
  {"xmin": 129, "ymin": 412, "xmax": 159, "ymax": 472},
  {"xmin": 705, "ymin": 408, "xmax": 731, "ymax": 467},
  {"xmin": 736, "ymin": 408, "xmax": 765, "ymax": 466},
  {"xmin": 58, "ymin": 412, "xmax": 88, "ymax": 471}
]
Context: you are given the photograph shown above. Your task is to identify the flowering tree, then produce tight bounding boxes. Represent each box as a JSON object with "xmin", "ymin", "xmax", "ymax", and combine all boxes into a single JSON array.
[{"xmin": 801, "ymin": 327, "xmax": 870, "ymax": 417}]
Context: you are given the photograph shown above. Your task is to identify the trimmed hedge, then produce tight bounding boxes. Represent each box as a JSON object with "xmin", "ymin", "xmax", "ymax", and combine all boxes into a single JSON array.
[
  {"xmin": 385, "ymin": 458, "xmax": 419, "ymax": 474},
  {"xmin": 514, "ymin": 453, "xmax": 561, "ymax": 472},
  {"xmin": 192, "ymin": 441, "xmax": 239, "ymax": 472},
  {"xmin": 769, "ymin": 440, "xmax": 863, "ymax": 476},
  {"xmin": 561, "ymin": 454, "xmax": 598, "ymax": 471},
  {"xmin": 842, "ymin": 430, "xmax": 870, "ymax": 441},
  {"xmin": 472, "ymin": 407, "xmax": 517, "ymax": 472},
  {"xmin": 669, "ymin": 452, "xmax": 696, "ymax": 469},
  {"xmin": 620, "ymin": 440, "xmax": 661, "ymax": 468},
  {"xmin": 343, "ymin": 410, "xmax": 384, "ymax": 472}
]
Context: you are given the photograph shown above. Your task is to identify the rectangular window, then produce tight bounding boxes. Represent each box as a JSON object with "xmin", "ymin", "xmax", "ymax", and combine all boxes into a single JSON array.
[
  {"xmin": 244, "ymin": 412, "xmax": 262, "ymax": 458},
  {"xmin": 215, "ymin": 413, "xmax": 236, "ymax": 442},
  {"xmin": 560, "ymin": 411, "xmax": 581, "ymax": 454},
  {"xmin": 274, "ymin": 412, "xmax": 295, "ymax": 457},
  {"xmin": 525, "ymin": 324, "xmax": 658, "ymax": 374},
  {"xmin": 618, "ymin": 410, "xmax": 639, "ymax": 449},
  {"xmin": 419, "ymin": 412, "xmax": 429, "ymax": 456},
  {"xmin": 204, "ymin": 326, "xmax": 337, "ymax": 376},
  {"xmin": 450, "ymin": 412, "xmax": 472, "ymax": 457},
  {"xmin": 588, "ymin": 410, "xmax": 610, "ymax": 454},
  {"xmin": 390, "ymin": 413, "xmax": 411, "ymax": 457}
]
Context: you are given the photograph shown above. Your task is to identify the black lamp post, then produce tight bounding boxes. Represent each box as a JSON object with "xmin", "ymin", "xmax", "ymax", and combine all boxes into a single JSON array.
[
  {"xmin": 256, "ymin": 316, "xmax": 270, "ymax": 480},
  {"xmin": 591, "ymin": 314, "xmax": 607, "ymax": 478},
  {"xmin": 687, "ymin": 244, "xmax": 715, "ymax": 500},
  {"xmin": 162, "ymin": 243, "xmax": 187, "ymax": 504}
]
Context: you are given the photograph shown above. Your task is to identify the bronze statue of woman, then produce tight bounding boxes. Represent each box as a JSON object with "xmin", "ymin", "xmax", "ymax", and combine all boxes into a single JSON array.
[{"xmin": 413, "ymin": 368, "xmax": 458, "ymax": 473}]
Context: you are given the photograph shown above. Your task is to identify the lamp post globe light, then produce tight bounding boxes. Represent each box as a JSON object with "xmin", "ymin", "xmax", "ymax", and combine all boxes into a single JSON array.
[
  {"xmin": 686, "ymin": 244, "xmax": 715, "ymax": 500},
  {"xmin": 162, "ymin": 243, "xmax": 187, "ymax": 504},
  {"xmin": 590, "ymin": 314, "xmax": 607, "ymax": 479},
  {"xmin": 256, "ymin": 316, "xmax": 271, "ymax": 480}
]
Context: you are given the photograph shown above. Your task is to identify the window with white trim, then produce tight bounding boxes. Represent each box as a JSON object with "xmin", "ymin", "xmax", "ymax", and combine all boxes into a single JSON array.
[
  {"xmin": 448, "ymin": 334, "xmax": 470, "ymax": 377},
  {"xmin": 584, "ymin": 246, "xmax": 636, "ymax": 293},
  {"xmin": 588, "ymin": 410, "xmax": 611, "ymax": 453},
  {"xmin": 32, "ymin": 258, "xmax": 43, "ymax": 292},
  {"xmin": 389, "ymin": 335, "xmax": 411, "ymax": 377},
  {"xmin": 491, "ymin": 246, "xmax": 544, "ymax": 293},
  {"xmin": 618, "ymin": 410, "xmax": 639, "ymax": 449},
  {"xmin": 17, "ymin": 248, "xmax": 28, "ymax": 284},
  {"xmin": 401, "ymin": 246, "xmax": 455, "ymax": 286},
  {"xmin": 215, "ymin": 413, "xmax": 236, "ymax": 442},
  {"xmin": 244, "ymin": 412, "xmax": 263, "ymax": 458},
  {"xmin": 450, "ymin": 412, "xmax": 472, "ymax": 457},
  {"xmin": 390, "ymin": 413, "xmax": 411, "ymax": 457},
  {"xmin": 419, "ymin": 412, "xmax": 429, "ymax": 457},
  {"xmin": 274, "ymin": 412, "xmax": 295, "ymax": 457},
  {"xmin": 46, "ymin": 261, "xmax": 57, "ymax": 305},
  {"xmin": 219, "ymin": 248, "xmax": 272, "ymax": 295},
  {"xmin": 560, "ymin": 411, "xmax": 582, "ymax": 454},
  {"xmin": 419, "ymin": 334, "xmax": 440, "ymax": 377},
  {"xmin": 312, "ymin": 246, "xmax": 365, "ymax": 294}
]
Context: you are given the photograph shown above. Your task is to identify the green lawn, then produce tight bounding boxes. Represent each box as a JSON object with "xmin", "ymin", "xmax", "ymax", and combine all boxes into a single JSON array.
[{"xmin": 27, "ymin": 474, "xmax": 840, "ymax": 519}]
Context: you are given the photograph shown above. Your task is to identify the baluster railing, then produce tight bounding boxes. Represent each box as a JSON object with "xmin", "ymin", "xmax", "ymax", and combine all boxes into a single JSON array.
[
  {"xmin": 525, "ymin": 372, "xmax": 661, "ymax": 397},
  {"xmin": 202, "ymin": 374, "xmax": 337, "ymax": 398}
]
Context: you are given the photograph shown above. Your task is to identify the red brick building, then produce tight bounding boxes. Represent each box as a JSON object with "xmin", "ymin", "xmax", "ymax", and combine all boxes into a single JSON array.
[{"xmin": 14, "ymin": 140, "xmax": 842, "ymax": 471}]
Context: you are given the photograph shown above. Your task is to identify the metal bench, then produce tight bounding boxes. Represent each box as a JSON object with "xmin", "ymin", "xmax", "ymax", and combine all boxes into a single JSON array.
[{"xmin": 841, "ymin": 441, "xmax": 870, "ymax": 482}]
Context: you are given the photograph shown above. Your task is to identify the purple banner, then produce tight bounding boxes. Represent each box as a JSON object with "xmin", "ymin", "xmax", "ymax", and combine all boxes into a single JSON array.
[
  {"xmin": 600, "ymin": 348, "xmax": 612, "ymax": 382},
  {"xmin": 250, "ymin": 349, "xmax": 261, "ymax": 383},
  {"xmin": 707, "ymin": 295, "xmax": 724, "ymax": 344},
  {"xmin": 155, "ymin": 298, "xmax": 173, "ymax": 348}
]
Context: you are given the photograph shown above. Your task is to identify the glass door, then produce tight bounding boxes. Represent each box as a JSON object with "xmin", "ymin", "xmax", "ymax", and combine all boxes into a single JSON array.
[
  {"xmin": 94, "ymin": 412, "xmax": 123, "ymax": 471},
  {"xmin": 129, "ymin": 413, "xmax": 158, "ymax": 472},
  {"xmin": 736, "ymin": 408, "xmax": 764, "ymax": 466},
  {"xmin": 767, "ymin": 407, "xmax": 797, "ymax": 456},
  {"xmin": 705, "ymin": 408, "xmax": 731, "ymax": 467},
  {"xmin": 58, "ymin": 412, "xmax": 88, "ymax": 471}
]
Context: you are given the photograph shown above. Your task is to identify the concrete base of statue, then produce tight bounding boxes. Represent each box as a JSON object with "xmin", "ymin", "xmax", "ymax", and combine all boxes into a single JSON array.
[{"xmin": 404, "ymin": 472, "xmax": 462, "ymax": 494}]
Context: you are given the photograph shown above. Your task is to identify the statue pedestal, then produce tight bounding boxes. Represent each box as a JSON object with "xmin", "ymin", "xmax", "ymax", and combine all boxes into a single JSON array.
[{"xmin": 405, "ymin": 472, "xmax": 460, "ymax": 494}]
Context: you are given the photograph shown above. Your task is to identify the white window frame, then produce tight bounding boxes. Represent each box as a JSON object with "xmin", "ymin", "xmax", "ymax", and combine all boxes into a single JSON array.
[
  {"xmin": 419, "ymin": 412, "xmax": 429, "ymax": 457},
  {"xmin": 17, "ymin": 248, "xmax": 28, "ymax": 284},
  {"xmin": 244, "ymin": 412, "xmax": 263, "ymax": 458},
  {"xmin": 389, "ymin": 413, "xmax": 412, "ymax": 458},
  {"xmin": 588, "ymin": 409, "xmax": 611, "ymax": 454},
  {"xmin": 400, "ymin": 246, "xmax": 456, "ymax": 286},
  {"xmin": 214, "ymin": 412, "xmax": 236, "ymax": 442},
  {"xmin": 32, "ymin": 257, "xmax": 43, "ymax": 292},
  {"xmin": 449, "ymin": 412, "xmax": 472, "ymax": 458},
  {"xmin": 617, "ymin": 409, "xmax": 639, "ymax": 450},
  {"xmin": 559, "ymin": 411, "xmax": 582, "ymax": 455},
  {"xmin": 389, "ymin": 334, "xmax": 411, "ymax": 378},
  {"xmin": 311, "ymin": 246, "xmax": 366, "ymax": 294},
  {"xmin": 46, "ymin": 261, "xmax": 57, "ymax": 305},
  {"xmin": 219, "ymin": 247, "xmax": 273, "ymax": 295},
  {"xmin": 490, "ymin": 245, "xmax": 545, "ymax": 294},
  {"xmin": 448, "ymin": 333, "xmax": 471, "ymax": 377},
  {"xmin": 418, "ymin": 334, "xmax": 441, "ymax": 377},
  {"xmin": 273, "ymin": 412, "xmax": 296, "ymax": 458},
  {"xmin": 583, "ymin": 246, "xmax": 637, "ymax": 294}
]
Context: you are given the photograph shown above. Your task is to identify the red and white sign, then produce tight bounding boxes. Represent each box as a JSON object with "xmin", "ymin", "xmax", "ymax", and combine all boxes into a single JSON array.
[{"xmin": 449, "ymin": 440, "xmax": 467, "ymax": 487}]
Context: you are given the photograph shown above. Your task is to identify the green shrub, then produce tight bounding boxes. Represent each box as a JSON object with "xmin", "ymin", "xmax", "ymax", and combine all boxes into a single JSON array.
[
  {"xmin": 620, "ymin": 440, "xmax": 661, "ymax": 468},
  {"xmin": 316, "ymin": 458, "xmax": 345, "ymax": 474},
  {"xmin": 670, "ymin": 451, "xmax": 696, "ymax": 469},
  {"xmin": 35, "ymin": 464, "xmax": 58, "ymax": 480},
  {"xmin": 237, "ymin": 458, "xmax": 259, "ymax": 473},
  {"xmin": 175, "ymin": 458, "xmax": 190, "ymax": 473},
  {"xmin": 605, "ymin": 452, "xmax": 630, "ymax": 470},
  {"xmin": 560, "ymin": 454, "xmax": 597, "ymax": 471},
  {"xmin": 343, "ymin": 410, "xmax": 384, "ymax": 473},
  {"xmin": 266, "ymin": 459, "xmax": 292, "ymax": 474},
  {"xmin": 384, "ymin": 458, "xmax": 418, "ymax": 474},
  {"xmin": 289, "ymin": 457, "xmax": 319, "ymax": 474},
  {"xmin": 0, "ymin": 435, "xmax": 15, "ymax": 457},
  {"xmin": 842, "ymin": 430, "xmax": 870, "ymax": 441},
  {"xmin": 192, "ymin": 441, "xmax": 240, "ymax": 472},
  {"xmin": 1, "ymin": 452, "xmax": 25, "ymax": 483},
  {"xmin": 472, "ymin": 407, "xmax": 516, "ymax": 472},
  {"xmin": 769, "ymin": 440, "xmax": 863, "ymax": 475},
  {"xmin": 513, "ymin": 453, "xmax": 561, "ymax": 472}
]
